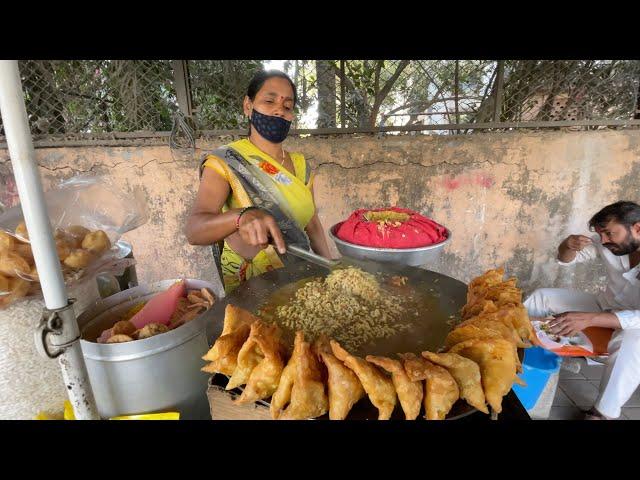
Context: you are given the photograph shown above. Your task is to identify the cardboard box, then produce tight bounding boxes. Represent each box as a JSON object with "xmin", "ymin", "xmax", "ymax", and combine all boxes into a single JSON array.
[
  {"xmin": 206, "ymin": 373, "xmax": 390, "ymax": 420},
  {"xmin": 206, "ymin": 372, "xmax": 487, "ymax": 420}
]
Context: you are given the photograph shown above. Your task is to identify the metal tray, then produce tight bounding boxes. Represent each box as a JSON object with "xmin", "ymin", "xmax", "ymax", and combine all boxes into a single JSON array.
[{"xmin": 329, "ymin": 222, "xmax": 451, "ymax": 267}]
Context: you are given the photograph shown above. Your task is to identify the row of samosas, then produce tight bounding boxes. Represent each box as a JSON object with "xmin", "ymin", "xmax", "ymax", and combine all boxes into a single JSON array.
[
  {"xmin": 200, "ymin": 304, "xmax": 463, "ymax": 420},
  {"xmin": 443, "ymin": 267, "xmax": 537, "ymax": 415},
  {"xmin": 202, "ymin": 271, "xmax": 535, "ymax": 421},
  {"xmin": 0, "ymin": 221, "xmax": 111, "ymax": 307}
]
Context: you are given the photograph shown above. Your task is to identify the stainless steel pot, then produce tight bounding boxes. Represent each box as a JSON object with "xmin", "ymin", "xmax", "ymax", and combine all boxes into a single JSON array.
[{"xmin": 78, "ymin": 279, "xmax": 222, "ymax": 420}]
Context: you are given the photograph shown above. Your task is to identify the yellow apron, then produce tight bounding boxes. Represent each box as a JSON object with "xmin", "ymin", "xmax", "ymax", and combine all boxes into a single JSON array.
[{"xmin": 202, "ymin": 139, "xmax": 315, "ymax": 293}]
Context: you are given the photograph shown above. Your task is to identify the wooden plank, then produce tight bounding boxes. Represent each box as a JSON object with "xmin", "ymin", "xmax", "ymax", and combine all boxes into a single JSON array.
[{"xmin": 207, "ymin": 374, "xmax": 272, "ymax": 420}]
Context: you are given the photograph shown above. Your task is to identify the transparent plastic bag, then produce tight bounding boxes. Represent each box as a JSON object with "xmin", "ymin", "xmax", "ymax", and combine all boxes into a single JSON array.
[{"xmin": 0, "ymin": 175, "xmax": 148, "ymax": 306}]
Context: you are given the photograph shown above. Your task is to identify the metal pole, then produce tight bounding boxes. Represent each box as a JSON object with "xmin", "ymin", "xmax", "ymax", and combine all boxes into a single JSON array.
[
  {"xmin": 0, "ymin": 60, "xmax": 99, "ymax": 420},
  {"xmin": 454, "ymin": 60, "xmax": 460, "ymax": 134},
  {"xmin": 171, "ymin": 60, "xmax": 194, "ymax": 118},
  {"xmin": 635, "ymin": 76, "xmax": 640, "ymax": 120},
  {"xmin": 340, "ymin": 60, "xmax": 346, "ymax": 128}
]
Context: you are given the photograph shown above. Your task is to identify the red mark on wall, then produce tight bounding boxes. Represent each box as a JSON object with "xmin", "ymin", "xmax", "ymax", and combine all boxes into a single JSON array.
[
  {"xmin": 476, "ymin": 173, "xmax": 495, "ymax": 188},
  {"xmin": 443, "ymin": 177, "xmax": 461, "ymax": 190},
  {"xmin": 0, "ymin": 176, "xmax": 19, "ymax": 210},
  {"xmin": 442, "ymin": 173, "xmax": 495, "ymax": 190}
]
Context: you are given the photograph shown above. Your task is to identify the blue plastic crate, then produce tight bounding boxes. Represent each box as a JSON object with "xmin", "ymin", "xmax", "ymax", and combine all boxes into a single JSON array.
[{"xmin": 513, "ymin": 346, "xmax": 561, "ymax": 410}]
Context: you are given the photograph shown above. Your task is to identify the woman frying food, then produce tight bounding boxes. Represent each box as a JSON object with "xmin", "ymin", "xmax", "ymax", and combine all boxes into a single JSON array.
[{"xmin": 185, "ymin": 70, "xmax": 332, "ymax": 293}]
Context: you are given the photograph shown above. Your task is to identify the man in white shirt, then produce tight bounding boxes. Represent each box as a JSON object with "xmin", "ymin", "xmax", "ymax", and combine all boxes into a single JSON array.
[{"xmin": 523, "ymin": 201, "xmax": 640, "ymax": 420}]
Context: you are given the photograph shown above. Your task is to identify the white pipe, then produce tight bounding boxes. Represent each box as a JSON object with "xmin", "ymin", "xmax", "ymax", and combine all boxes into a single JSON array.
[
  {"xmin": 0, "ymin": 62, "xmax": 66, "ymax": 307},
  {"xmin": 0, "ymin": 60, "xmax": 99, "ymax": 420}
]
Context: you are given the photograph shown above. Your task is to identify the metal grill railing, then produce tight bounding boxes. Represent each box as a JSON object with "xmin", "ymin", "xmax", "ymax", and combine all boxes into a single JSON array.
[
  {"xmin": 499, "ymin": 60, "xmax": 640, "ymax": 123},
  {"xmin": 8, "ymin": 60, "xmax": 177, "ymax": 136},
  {"xmin": 1, "ymin": 60, "xmax": 639, "ymax": 141}
]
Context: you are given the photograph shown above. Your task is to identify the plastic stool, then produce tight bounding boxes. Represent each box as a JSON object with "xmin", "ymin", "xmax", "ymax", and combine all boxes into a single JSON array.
[{"xmin": 513, "ymin": 347, "xmax": 561, "ymax": 410}]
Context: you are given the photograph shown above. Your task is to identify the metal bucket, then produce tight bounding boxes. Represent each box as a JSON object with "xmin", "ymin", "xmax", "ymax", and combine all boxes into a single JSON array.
[
  {"xmin": 329, "ymin": 222, "xmax": 452, "ymax": 267},
  {"xmin": 78, "ymin": 279, "xmax": 221, "ymax": 420}
]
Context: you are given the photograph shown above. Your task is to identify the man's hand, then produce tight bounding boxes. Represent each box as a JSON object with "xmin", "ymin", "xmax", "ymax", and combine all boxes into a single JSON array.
[
  {"xmin": 558, "ymin": 234, "xmax": 592, "ymax": 263},
  {"xmin": 563, "ymin": 235, "xmax": 592, "ymax": 251},
  {"xmin": 548, "ymin": 311, "xmax": 599, "ymax": 337}
]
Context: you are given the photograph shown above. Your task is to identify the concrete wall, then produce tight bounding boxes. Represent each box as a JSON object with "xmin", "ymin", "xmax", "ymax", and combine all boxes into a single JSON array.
[{"xmin": 2, "ymin": 129, "xmax": 639, "ymax": 297}]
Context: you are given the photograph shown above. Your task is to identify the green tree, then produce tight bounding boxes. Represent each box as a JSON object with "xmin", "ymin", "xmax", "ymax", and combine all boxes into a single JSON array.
[
  {"xmin": 316, "ymin": 60, "xmax": 336, "ymax": 128},
  {"xmin": 189, "ymin": 60, "xmax": 265, "ymax": 130},
  {"xmin": 19, "ymin": 60, "xmax": 176, "ymax": 134}
]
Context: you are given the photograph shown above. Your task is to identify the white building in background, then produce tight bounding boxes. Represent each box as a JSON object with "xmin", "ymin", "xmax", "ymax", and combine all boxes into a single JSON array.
[{"xmin": 263, "ymin": 60, "xmax": 319, "ymax": 129}]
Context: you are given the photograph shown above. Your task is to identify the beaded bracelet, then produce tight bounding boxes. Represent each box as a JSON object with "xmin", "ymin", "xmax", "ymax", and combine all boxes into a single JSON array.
[{"xmin": 236, "ymin": 206, "xmax": 260, "ymax": 229}]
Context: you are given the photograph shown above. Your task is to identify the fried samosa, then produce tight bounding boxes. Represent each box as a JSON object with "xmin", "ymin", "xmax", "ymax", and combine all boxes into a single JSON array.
[
  {"xmin": 331, "ymin": 340, "xmax": 397, "ymax": 420},
  {"xmin": 400, "ymin": 353, "xmax": 459, "ymax": 420},
  {"xmin": 234, "ymin": 322, "xmax": 287, "ymax": 404},
  {"xmin": 201, "ymin": 304, "xmax": 258, "ymax": 375},
  {"xmin": 366, "ymin": 355, "xmax": 423, "ymax": 420},
  {"xmin": 220, "ymin": 304, "xmax": 259, "ymax": 336},
  {"xmin": 467, "ymin": 268, "xmax": 505, "ymax": 293},
  {"xmin": 421, "ymin": 351, "xmax": 488, "ymax": 414},
  {"xmin": 280, "ymin": 333, "xmax": 328, "ymax": 420},
  {"xmin": 462, "ymin": 268, "xmax": 524, "ymax": 320},
  {"xmin": 446, "ymin": 319, "xmax": 524, "ymax": 349},
  {"xmin": 271, "ymin": 331, "xmax": 328, "ymax": 420},
  {"xmin": 270, "ymin": 356, "xmax": 295, "ymax": 419},
  {"xmin": 314, "ymin": 336, "xmax": 365, "ymax": 420},
  {"xmin": 201, "ymin": 325, "xmax": 252, "ymax": 375},
  {"xmin": 449, "ymin": 338, "xmax": 521, "ymax": 414},
  {"xmin": 226, "ymin": 320, "xmax": 281, "ymax": 390}
]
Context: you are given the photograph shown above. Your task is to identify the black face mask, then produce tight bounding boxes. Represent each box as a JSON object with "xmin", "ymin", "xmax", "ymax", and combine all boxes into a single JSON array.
[{"xmin": 250, "ymin": 108, "xmax": 292, "ymax": 144}]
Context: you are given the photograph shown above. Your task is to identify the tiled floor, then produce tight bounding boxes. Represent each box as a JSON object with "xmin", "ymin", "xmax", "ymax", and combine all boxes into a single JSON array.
[{"xmin": 549, "ymin": 358, "xmax": 639, "ymax": 420}]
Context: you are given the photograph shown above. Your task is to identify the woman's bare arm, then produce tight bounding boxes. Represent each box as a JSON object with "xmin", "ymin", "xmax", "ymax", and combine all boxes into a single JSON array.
[
  {"xmin": 185, "ymin": 167, "xmax": 287, "ymax": 254},
  {"xmin": 185, "ymin": 167, "xmax": 239, "ymax": 245}
]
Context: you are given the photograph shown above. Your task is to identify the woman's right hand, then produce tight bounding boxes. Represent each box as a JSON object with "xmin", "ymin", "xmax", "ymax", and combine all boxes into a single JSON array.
[{"xmin": 237, "ymin": 208, "xmax": 286, "ymax": 254}]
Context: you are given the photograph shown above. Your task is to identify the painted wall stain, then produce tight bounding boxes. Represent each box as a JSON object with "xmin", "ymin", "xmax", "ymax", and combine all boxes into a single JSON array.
[{"xmin": 442, "ymin": 172, "xmax": 495, "ymax": 190}]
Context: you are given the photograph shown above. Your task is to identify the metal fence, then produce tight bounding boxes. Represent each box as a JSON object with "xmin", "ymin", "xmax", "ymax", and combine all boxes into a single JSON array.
[{"xmin": 1, "ymin": 60, "xmax": 639, "ymax": 142}]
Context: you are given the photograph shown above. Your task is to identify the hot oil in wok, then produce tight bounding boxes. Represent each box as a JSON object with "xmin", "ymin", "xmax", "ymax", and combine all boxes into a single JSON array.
[{"xmin": 256, "ymin": 272, "xmax": 459, "ymax": 358}]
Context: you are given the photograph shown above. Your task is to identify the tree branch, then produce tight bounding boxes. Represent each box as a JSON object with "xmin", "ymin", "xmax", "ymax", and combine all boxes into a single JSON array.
[
  {"xmin": 383, "ymin": 96, "xmax": 482, "ymax": 117},
  {"xmin": 374, "ymin": 61, "xmax": 382, "ymax": 98},
  {"xmin": 331, "ymin": 62, "xmax": 356, "ymax": 93},
  {"xmin": 369, "ymin": 60, "xmax": 410, "ymax": 127}
]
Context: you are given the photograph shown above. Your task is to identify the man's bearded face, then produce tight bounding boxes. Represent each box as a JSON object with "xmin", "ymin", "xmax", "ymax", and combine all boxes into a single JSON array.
[{"xmin": 596, "ymin": 221, "xmax": 640, "ymax": 256}]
